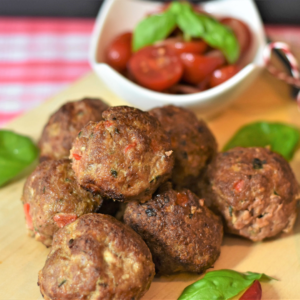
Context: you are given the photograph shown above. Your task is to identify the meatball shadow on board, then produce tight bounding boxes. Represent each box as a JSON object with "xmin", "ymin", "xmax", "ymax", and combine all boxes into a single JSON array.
[
  {"xmin": 70, "ymin": 106, "xmax": 174, "ymax": 203},
  {"xmin": 214, "ymin": 235, "xmax": 253, "ymax": 270},
  {"xmin": 200, "ymin": 147, "xmax": 300, "ymax": 242},
  {"xmin": 38, "ymin": 214, "xmax": 155, "ymax": 300},
  {"xmin": 124, "ymin": 182, "xmax": 223, "ymax": 276},
  {"xmin": 38, "ymin": 98, "xmax": 108, "ymax": 161},
  {"xmin": 149, "ymin": 105, "xmax": 217, "ymax": 194},
  {"xmin": 21, "ymin": 159, "xmax": 103, "ymax": 247}
]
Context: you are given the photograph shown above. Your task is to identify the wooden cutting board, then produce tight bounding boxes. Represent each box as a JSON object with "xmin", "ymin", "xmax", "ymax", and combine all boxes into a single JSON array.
[{"xmin": 1, "ymin": 70, "xmax": 300, "ymax": 300}]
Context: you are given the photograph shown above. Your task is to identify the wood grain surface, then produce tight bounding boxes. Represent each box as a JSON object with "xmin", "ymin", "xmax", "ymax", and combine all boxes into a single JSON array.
[{"xmin": 1, "ymin": 70, "xmax": 300, "ymax": 300}]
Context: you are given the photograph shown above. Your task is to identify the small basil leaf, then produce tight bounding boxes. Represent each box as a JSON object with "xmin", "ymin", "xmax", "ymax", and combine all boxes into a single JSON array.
[
  {"xmin": 176, "ymin": 8, "xmax": 205, "ymax": 39},
  {"xmin": 133, "ymin": 10, "xmax": 177, "ymax": 52},
  {"xmin": 168, "ymin": 1, "xmax": 190, "ymax": 15},
  {"xmin": 0, "ymin": 130, "xmax": 39, "ymax": 186},
  {"xmin": 223, "ymin": 121, "xmax": 300, "ymax": 161},
  {"xmin": 178, "ymin": 269, "xmax": 275, "ymax": 300}
]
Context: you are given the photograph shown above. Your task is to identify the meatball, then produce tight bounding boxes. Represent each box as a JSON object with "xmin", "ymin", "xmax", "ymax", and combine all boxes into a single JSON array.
[
  {"xmin": 38, "ymin": 214, "xmax": 155, "ymax": 300},
  {"xmin": 200, "ymin": 147, "xmax": 300, "ymax": 241},
  {"xmin": 149, "ymin": 105, "xmax": 217, "ymax": 189},
  {"xmin": 21, "ymin": 159, "xmax": 102, "ymax": 247},
  {"xmin": 39, "ymin": 98, "xmax": 108, "ymax": 161},
  {"xmin": 70, "ymin": 106, "xmax": 174, "ymax": 203},
  {"xmin": 124, "ymin": 182, "xmax": 223, "ymax": 275}
]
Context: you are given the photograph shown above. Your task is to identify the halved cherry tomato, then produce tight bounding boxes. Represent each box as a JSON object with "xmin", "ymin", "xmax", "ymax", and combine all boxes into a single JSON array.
[
  {"xmin": 209, "ymin": 65, "xmax": 240, "ymax": 87},
  {"xmin": 23, "ymin": 203, "xmax": 33, "ymax": 231},
  {"xmin": 180, "ymin": 53, "xmax": 225, "ymax": 85},
  {"xmin": 167, "ymin": 40, "xmax": 208, "ymax": 55},
  {"xmin": 220, "ymin": 18, "xmax": 252, "ymax": 56},
  {"xmin": 106, "ymin": 32, "xmax": 132, "ymax": 72},
  {"xmin": 53, "ymin": 213, "xmax": 77, "ymax": 228},
  {"xmin": 239, "ymin": 280, "xmax": 262, "ymax": 300},
  {"xmin": 128, "ymin": 45, "xmax": 183, "ymax": 91}
]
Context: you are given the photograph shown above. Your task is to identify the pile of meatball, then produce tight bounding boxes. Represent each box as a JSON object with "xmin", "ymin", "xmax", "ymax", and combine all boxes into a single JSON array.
[{"xmin": 21, "ymin": 98, "xmax": 300, "ymax": 300}]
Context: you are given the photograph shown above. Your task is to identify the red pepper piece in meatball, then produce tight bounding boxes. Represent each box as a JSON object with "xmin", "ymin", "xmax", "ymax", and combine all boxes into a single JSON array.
[
  {"xmin": 38, "ymin": 214, "xmax": 155, "ymax": 300},
  {"xmin": 38, "ymin": 98, "xmax": 109, "ymax": 161},
  {"xmin": 70, "ymin": 106, "xmax": 174, "ymax": 203},
  {"xmin": 200, "ymin": 147, "xmax": 300, "ymax": 241},
  {"xmin": 124, "ymin": 182, "xmax": 223, "ymax": 275},
  {"xmin": 21, "ymin": 159, "xmax": 103, "ymax": 247}
]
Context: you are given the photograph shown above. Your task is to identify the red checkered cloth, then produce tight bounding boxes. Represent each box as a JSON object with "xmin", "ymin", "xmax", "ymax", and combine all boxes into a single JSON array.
[
  {"xmin": 0, "ymin": 18, "xmax": 299, "ymax": 127},
  {"xmin": 0, "ymin": 17, "xmax": 94, "ymax": 127}
]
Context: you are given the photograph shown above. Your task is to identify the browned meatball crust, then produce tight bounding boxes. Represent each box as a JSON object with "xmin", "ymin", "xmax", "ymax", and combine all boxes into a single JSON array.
[
  {"xmin": 39, "ymin": 98, "xmax": 108, "ymax": 161},
  {"xmin": 21, "ymin": 159, "xmax": 102, "ymax": 247},
  {"xmin": 124, "ymin": 183, "xmax": 223, "ymax": 275},
  {"xmin": 149, "ymin": 105, "xmax": 217, "ymax": 189},
  {"xmin": 70, "ymin": 106, "xmax": 174, "ymax": 203},
  {"xmin": 200, "ymin": 147, "xmax": 300, "ymax": 241},
  {"xmin": 38, "ymin": 214, "xmax": 155, "ymax": 300}
]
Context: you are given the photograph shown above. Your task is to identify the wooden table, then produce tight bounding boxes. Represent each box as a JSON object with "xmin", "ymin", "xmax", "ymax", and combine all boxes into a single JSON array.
[{"xmin": 1, "ymin": 70, "xmax": 300, "ymax": 300}]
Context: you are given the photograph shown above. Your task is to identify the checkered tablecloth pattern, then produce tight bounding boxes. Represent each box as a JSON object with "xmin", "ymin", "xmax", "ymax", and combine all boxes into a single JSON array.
[
  {"xmin": 0, "ymin": 17, "xmax": 94, "ymax": 127},
  {"xmin": 0, "ymin": 17, "xmax": 300, "ymax": 127}
]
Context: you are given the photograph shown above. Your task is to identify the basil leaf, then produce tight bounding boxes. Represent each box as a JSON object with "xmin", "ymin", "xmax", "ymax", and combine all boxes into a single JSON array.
[
  {"xmin": 133, "ymin": 10, "xmax": 176, "ymax": 52},
  {"xmin": 196, "ymin": 14, "xmax": 240, "ymax": 63},
  {"xmin": 0, "ymin": 130, "xmax": 39, "ymax": 186},
  {"xmin": 178, "ymin": 269, "xmax": 275, "ymax": 300},
  {"xmin": 169, "ymin": 2, "xmax": 240, "ymax": 63},
  {"xmin": 223, "ymin": 121, "xmax": 300, "ymax": 161},
  {"xmin": 132, "ymin": 1, "xmax": 240, "ymax": 62}
]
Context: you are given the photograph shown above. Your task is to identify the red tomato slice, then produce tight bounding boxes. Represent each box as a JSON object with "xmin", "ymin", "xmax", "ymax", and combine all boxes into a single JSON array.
[
  {"xmin": 180, "ymin": 53, "xmax": 225, "ymax": 85},
  {"xmin": 128, "ymin": 46, "xmax": 183, "ymax": 91},
  {"xmin": 106, "ymin": 32, "xmax": 132, "ymax": 72},
  {"xmin": 23, "ymin": 203, "xmax": 33, "ymax": 231},
  {"xmin": 220, "ymin": 18, "xmax": 252, "ymax": 56},
  {"xmin": 53, "ymin": 213, "xmax": 77, "ymax": 228},
  {"xmin": 239, "ymin": 280, "xmax": 262, "ymax": 300},
  {"xmin": 209, "ymin": 65, "xmax": 240, "ymax": 87}
]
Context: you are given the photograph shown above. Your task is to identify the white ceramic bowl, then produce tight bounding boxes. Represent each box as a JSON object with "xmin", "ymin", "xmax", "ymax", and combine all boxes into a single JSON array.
[{"xmin": 89, "ymin": 0, "xmax": 266, "ymax": 116}]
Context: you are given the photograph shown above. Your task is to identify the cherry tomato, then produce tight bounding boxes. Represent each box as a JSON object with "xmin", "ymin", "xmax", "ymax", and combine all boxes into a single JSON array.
[
  {"xmin": 209, "ymin": 65, "xmax": 240, "ymax": 87},
  {"xmin": 106, "ymin": 32, "xmax": 132, "ymax": 72},
  {"xmin": 53, "ymin": 213, "xmax": 77, "ymax": 228},
  {"xmin": 180, "ymin": 53, "xmax": 225, "ymax": 85},
  {"xmin": 239, "ymin": 280, "xmax": 262, "ymax": 300},
  {"xmin": 128, "ymin": 45, "xmax": 183, "ymax": 91},
  {"xmin": 220, "ymin": 18, "xmax": 252, "ymax": 56},
  {"xmin": 167, "ymin": 40, "xmax": 208, "ymax": 55}
]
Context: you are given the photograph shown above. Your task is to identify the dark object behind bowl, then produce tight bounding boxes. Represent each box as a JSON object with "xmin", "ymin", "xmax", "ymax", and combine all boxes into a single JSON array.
[{"xmin": 0, "ymin": 0, "xmax": 299, "ymax": 25}]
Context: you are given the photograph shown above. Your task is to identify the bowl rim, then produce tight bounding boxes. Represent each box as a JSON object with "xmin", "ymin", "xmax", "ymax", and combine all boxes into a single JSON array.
[{"xmin": 89, "ymin": 0, "xmax": 267, "ymax": 104}]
